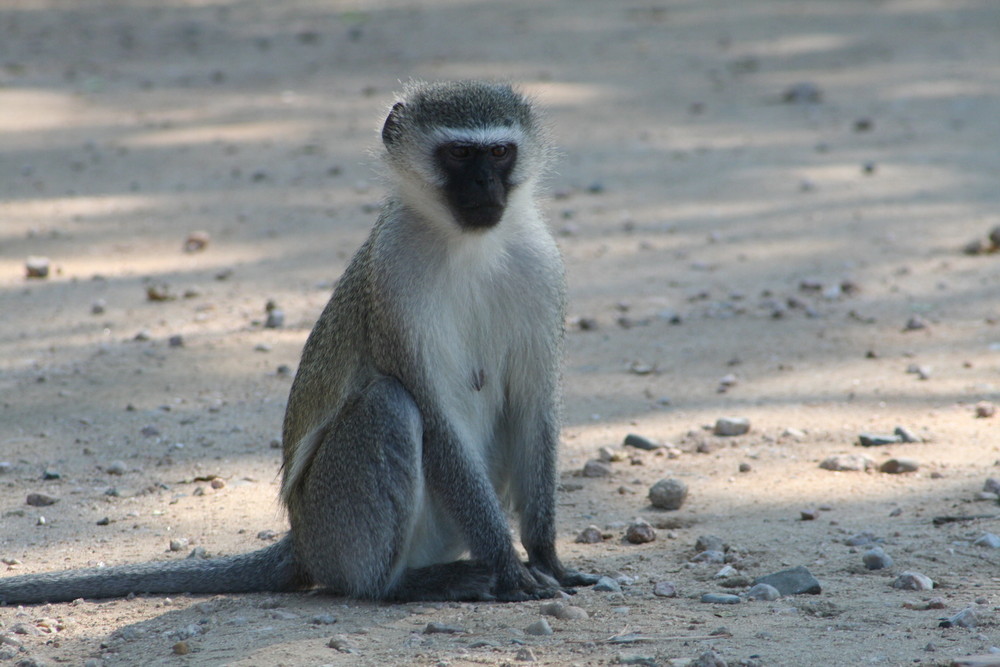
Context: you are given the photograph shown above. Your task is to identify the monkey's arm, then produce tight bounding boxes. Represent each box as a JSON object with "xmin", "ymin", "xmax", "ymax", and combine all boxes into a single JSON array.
[{"xmin": 418, "ymin": 409, "xmax": 553, "ymax": 601}]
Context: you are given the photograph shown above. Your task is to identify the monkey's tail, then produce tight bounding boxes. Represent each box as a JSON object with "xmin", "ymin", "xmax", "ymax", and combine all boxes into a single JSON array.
[{"xmin": 0, "ymin": 537, "xmax": 304, "ymax": 605}]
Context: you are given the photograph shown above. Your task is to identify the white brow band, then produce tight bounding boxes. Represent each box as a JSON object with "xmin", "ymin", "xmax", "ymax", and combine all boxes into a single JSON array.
[{"xmin": 429, "ymin": 126, "xmax": 523, "ymax": 146}]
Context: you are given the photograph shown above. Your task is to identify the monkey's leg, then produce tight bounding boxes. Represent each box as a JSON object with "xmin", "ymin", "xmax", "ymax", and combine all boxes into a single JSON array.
[{"xmin": 290, "ymin": 376, "xmax": 496, "ymax": 601}]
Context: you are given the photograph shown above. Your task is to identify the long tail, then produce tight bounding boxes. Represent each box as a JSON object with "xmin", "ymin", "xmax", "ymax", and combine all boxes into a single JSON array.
[{"xmin": 0, "ymin": 537, "xmax": 303, "ymax": 605}]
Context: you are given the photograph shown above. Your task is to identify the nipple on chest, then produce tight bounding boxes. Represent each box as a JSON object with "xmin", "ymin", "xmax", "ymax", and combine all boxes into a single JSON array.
[{"xmin": 471, "ymin": 368, "xmax": 486, "ymax": 392}]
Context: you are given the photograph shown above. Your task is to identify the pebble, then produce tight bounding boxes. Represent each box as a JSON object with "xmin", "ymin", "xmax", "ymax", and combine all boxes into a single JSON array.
[
  {"xmin": 862, "ymin": 546, "xmax": 893, "ymax": 570},
  {"xmin": 593, "ymin": 576, "xmax": 622, "ymax": 593},
  {"xmin": 210, "ymin": 478, "xmax": 226, "ymax": 490},
  {"xmin": 183, "ymin": 231, "xmax": 211, "ymax": 252},
  {"xmin": 327, "ymin": 636, "xmax": 354, "ymax": 653},
  {"xmin": 746, "ymin": 583, "xmax": 781, "ymax": 601},
  {"xmin": 985, "ymin": 478, "xmax": 1000, "ymax": 494},
  {"xmin": 904, "ymin": 316, "xmax": 927, "ymax": 331},
  {"xmin": 976, "ymin": 402, "xmax": 997, "ymax": 418},
  {"xmin": 819, "ymin": 454, "xmax": 874, "ymax": 472},
  {"xmin": 186, "ymin": 547, "xmax": 208, "ymax": 559},
  {"xmin": 845, "ymin": 531, "xmax": 880, "ymax": 546},
  {"xmin": 782, "ymin": 81, "xmax": 822, "ymax": 104},
  {"xmin": 172, "ymin": 641, "xmax": 190, "ymax": 655},
  {"xmin": 106, "ymin": 460, "xmax": 127, "ymax": 475},
  {"xmin": 701, "ymin": 593, "xmax": 740, "ymax": 605},
  {"xmin": 524, "ymin": 618, "xmax": 553, "ymax": 636},
  {"xmin": 880, "ymin": 458, "xmax": 919, "ymax": 474},
  {"xmin": 940, "ymin": 607, "xmax": 978, "ymax": 629},
  {"xmin": 695, "ymin": 535, "xmax": 726, "ymax": 553},
  {"xmin": 625, "ymin": 518, "xmax": 656, "ymax": 544},
  {"xmin": 540, "ymin": 603, "xmax": 589, "ymax": 620},
  {"xmin": 713, "ymin": 416, "xmax": 749, "ymax": 436},
  {"xmin": 653, "ymin": 581, "xmax": 677, "ymax": 597},
  {"xmin": 800, "ymin": 509, "xmax": 818, "ymax": 521},
  {"xmin": 26, "ymin": 492, "xmax": 58, "ymax": 507},
  {"xmin": 515, "ymin": 647, "xmax": 537, "ymax": 662},
  {"xmin": 311, "ymin": 614, "xmax": 337, "ymax": 625},
  {"xmin": 25, "ymin": 256, "xmax": 51, "ymax": 279},
  {"xmin": 894, "ymin": 426, "xmax": 921, "ymax": 443},
  {"xmin": 754, "ymin": 566, "xmax": 821, "ymax": 595},
  {"xmin": 858, "ymin": 433, "xmax": 902, "ymax": 447},
  {"xmin": 648, "ymin": 478, "xmax": 688, "ymax": 510},
  {"xmin": 575, "ymin": 525, "xmax": 604, "ymax": 543},
  {"xmin": 169, "ymin": 538, "xmax": 190, "ymax": 552},
  {"xmin": 168, "ymin": 335, "xmax": 184, "ymax": 348},
  {"xmin": 423, "ymin": 622, "xmax": 464, "ymax": 634},
  {"xmin": 42, "ymin": 469, "xmax": 60, "ymax": 480},
  {"xmin": 690, "ymin": 550, "xmax": 726, "ymax": 564},
  {"xmin": 973, "ymin": 532, "xmax": 1000, "ymax": 549},
  {"xmin": 687, "ymin": 651, "xmax": 728, "ymax": 667},
  {"xmin": 598, "ymin": 447, "xmax": 627, "ymax": 462},
  {"xmin": 738, "ymin": 462, "xmax": 752, "ymax": 473},
  {"xmin": 624, "ymin": 433, "xmax": 661, "ymax": 450},
  {"xmin": 892, "ymin": 571, "xmax": 934, "ymax": 591},
  {"xmin": 582, "ymin": 459, "xmax": 612, "ymax": 478},
  {"xmin": 146, "ymin": 284, "xmax": 175, "ymax": 301},
  {"xmin": 265, "ymin": 309, "xmax": 285, "ymax": 329},
  {"xmin": 91, "ymin": 299, "xmax": 107, "ymax": 315}
]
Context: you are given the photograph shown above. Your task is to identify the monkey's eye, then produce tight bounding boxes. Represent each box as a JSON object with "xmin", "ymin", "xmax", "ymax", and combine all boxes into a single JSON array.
[
  {"xmin": 490, "ymin": 145, "xmax": 509, "ymax": 158},
  {"xmin": 448, "ymin": 145, "xmax": 471, "ymax": 159}
]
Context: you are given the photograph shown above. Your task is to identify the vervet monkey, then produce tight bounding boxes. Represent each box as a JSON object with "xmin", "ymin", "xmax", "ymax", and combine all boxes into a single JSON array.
[{"xmin": 0, "ymin": 80, "xmax": 597, "ymax": 604}]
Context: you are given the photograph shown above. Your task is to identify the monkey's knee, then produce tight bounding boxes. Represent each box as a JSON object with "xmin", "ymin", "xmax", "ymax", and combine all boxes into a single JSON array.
[{"xmin": 291, "ymin": 376, "xmax": 424, "ymax": 597}]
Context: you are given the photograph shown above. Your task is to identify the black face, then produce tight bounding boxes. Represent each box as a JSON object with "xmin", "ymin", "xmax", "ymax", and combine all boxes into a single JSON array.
[{"xmin": 435, "ymin": 142, "xmax": 518, "ymax": 230}]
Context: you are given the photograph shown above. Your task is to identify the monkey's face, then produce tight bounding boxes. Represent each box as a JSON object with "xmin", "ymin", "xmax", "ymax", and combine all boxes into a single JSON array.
[{"xmin": 434, "ymin": 141, "xmax": 518, "ymax": 230}]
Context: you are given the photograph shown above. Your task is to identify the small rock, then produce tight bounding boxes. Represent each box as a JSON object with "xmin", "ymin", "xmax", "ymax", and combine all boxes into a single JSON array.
[
  {"xmin": 169, "ymin": 538, "xmax": 190, "ymax": 552},
  {"xmin": 327, "ymin": 636, "xmax": 354, "ymax": 653},
  {"xmin": 515, "ymin": 647, "xmax": 537, "ymax": 662},
  {"xmin": 183, "ymin": 231, "xmax": 211, "ymax": 253},
  {"xmin": 624, "ymin": 433, "xmax": 661, "ymax": 450},
  {"xmin": 973, "ymin": 532, "xmax": 1000, "ymax": 549},
  {"xmin": 625, "ymin": 518, "xmax": 656, "ymax": 544},
  {"xmin": 800, "ymin": 509, "xmax": 818, "ymax": 521},
  {"xmin": 754, "ymin": 566, "xmax": 821, "ymax": 595},
  {"xmin": 540, "ymin": 603, "xmax": 589, "ymax": 621},
  {"xmin": 880, "ymin": 458, "xmax": 919, "ymax": 474},
  {"xmin": 819, "ymin": 454, "xmax": 874, "ymax": 472},
  {"xmin": 845, "ymin": 531, "xmax": 880, "ymax": 546},
  {"xmin": 894, "ymin": 426, "xmax": 921, "ymax": 443},
  {"xmin": 264, "ymin": 309, "xmax": 285, "ymax": 329},
  {"xmin": 187, "ymin": 547, "xmax": 208, "ymax": 559},
  {"xmin": 690, "ymin": 550, "xmax": 725, "ymax": 565},
  {"xmin": 892, "ymin": 571, "xmax": 934, "ymax": 591},
  {"xmin": 575, "ymin": 525, "xmax": 604, "ymax": 543},
  {"xmin": 598, "ymin": 446, "xmax": 626, "ymax": 462},
  {"xmin": 582, "ymin": 459, "xmax": 612, "ymax": 478},
  {"xmin": 168, "ymin": 335, "xmax": 184, "ymax": 348},
  {"xmin": 695, "ymin": 535, "xmax": 726, "ymax": 553},
  {"xmin": 862, "ymin": 546, "xmax": 893, "ymax": 570},
  {"xmin": 42, "ymin": 469, "xmax": 60, "ymax": 480},
  {"xmin": 903, "ymin": 316, "xmax": 927, "ymax": 331},
  {"xmin": 146, "ymin": 284, "xmax": 175, "ymax": 302},
  {"xmin": 210, "ymin": 478, "xmax": 226, "ymax": 490},
  {"xmin": 713, "ymin": 416, "xmax": 750, "ymax": 436},
  {"xmin": 782, "ymin": 81, "xmax": 822, "ymax": 104},
  {"xmin": 106, "ymin": 460, "xmax": 127, "ymax": 475},
  {"xmin": 593, "ymin": 576, "xmax": 622, "ymax": 593},
  {"xmin": 25, "ymin": 256, "xmax": 51, "ymax": 279},
  {"xmin": 976, "ymin": 402, "xmax": 997, "ymax": 419},
  {"xmin": 423, "ymin": 622, "xmax": 464, "ymax": 634},
  {"xmin": 524, "ymin": 618, "xmax": 553, "ymax": 636},
  {"xmin": 648, "ymin": 478, "xmax": 688, "ymax": 510},
  {"xmin": 701, "ymin": 593, "xmax": 740, "ymax": 605},
  {"xmin": 738, "ymin": 462, "xmax": 752, "ymax": 473},
  {"xmin": 140, "ymin": 425, "xmax": 160, "ymax": 437},
  {"xmin": 984, "ymin": 478, "xmax": 1000, "ymax": 494},
  {"xmin": 26, "ymin": 492, "xmax": 58, "ymax": 507},
  {"xmin": 940, "ymin": 607, "xmax": 978, "ymax": 629},
  {"xmin": 172, "ymin": 641, "xmax": 190, "ymax": 655},
  {"xmin": 858, "ymin": 433, "xmax": 902, "ymax": 447},
  {"xmin": 653, "ymin": 581, "xmax": 677, "ymax": 598},
  {"xmin": 311, "ymin": 614, "xmax": 337, "ymax": 625},
  {"xmin": 91, "ymin": 299, "xmax": 106, "ymax": 315},
  {"xmin": 96, "ymin": 517, "xmax": 111, "ymax": 526},
  {"xmin": 746, "ymin": 583, "xmax": 780, "ymax": 601}
]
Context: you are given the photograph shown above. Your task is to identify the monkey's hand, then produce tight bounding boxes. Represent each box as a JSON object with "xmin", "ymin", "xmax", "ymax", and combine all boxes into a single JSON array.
[{"xmin": 527, "ymin": 557, "xmax": 601, "ymax": 593}]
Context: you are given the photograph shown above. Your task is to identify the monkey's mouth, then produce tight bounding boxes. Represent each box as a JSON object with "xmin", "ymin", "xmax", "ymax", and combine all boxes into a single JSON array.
[{"xmin": 455, "ymin": 205, "xmax": 504, "ymax": 229}]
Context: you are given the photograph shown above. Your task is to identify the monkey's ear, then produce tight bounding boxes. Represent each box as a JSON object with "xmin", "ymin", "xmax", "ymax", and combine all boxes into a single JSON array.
[{"xmin": 382, "ymin": 102, "xmax": 405, "ymax": 147}]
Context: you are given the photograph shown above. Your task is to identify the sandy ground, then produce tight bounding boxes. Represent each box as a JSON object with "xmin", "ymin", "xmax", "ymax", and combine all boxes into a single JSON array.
[{"xmin": 2, "ymin": 1, "xmax": 1000, "ymax": 665}]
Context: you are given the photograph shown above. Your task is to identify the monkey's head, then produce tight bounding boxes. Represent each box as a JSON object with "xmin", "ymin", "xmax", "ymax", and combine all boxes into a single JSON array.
[{"xmin": 380, "ymin": 81, "xmax": 551, "ymax": 231}]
